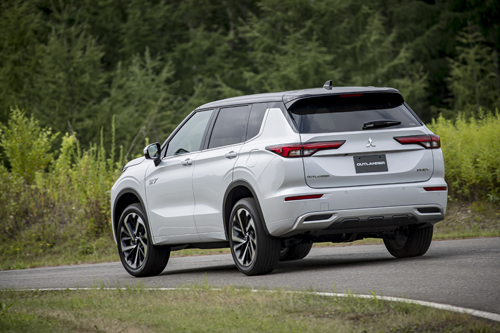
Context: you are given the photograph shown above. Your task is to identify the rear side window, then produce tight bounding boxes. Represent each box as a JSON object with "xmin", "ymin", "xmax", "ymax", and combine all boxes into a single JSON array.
[
  {"xmin": 288, "ymin": 93, "xmax": 421, "ymax": 133},
  {"xmin": 208, "ymin": 105, "xmax": 251, "ymax": 149},
  {"xmin": 246, "ymin": 103, "xmax": 267, "ymax": 140}
]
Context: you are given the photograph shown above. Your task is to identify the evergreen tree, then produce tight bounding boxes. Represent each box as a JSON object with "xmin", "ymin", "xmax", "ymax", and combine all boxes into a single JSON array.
[
  {"xmin": 0, "ymin": 0, "xmax": 43, "ymax": 124},
  {"xmin": 337, "ymin": 7, "xmax": 428, "ymax": 112},
  {"xmin": 101, "ymin": 49, "xmax": 176, "ymax": 162},
  {"xmin": 448, "ymin": 24, "xmax": 499, "ymax": 115},
  {"xmin": 120, "ymin": 0, "xmax": 176, "ymax": 60},
  {"xmin": 1, "ymin": 0, "xmax": 500, "ymax": 160},
  {"xmin": 242, "ymin": 0, "xmax": 346, "ymax": 92},
  {"xmin": 242, "ymin": 0, "xmax": 427, "ymax": 112},
  {"xmin": 31, "ymin": 18, "xmax": 106, "ymax": 145}
]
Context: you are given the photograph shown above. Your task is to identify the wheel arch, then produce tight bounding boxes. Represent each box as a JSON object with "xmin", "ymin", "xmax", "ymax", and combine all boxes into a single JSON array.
[
  {"xmin": 113, "ymin": 188, "xmax": 147, "ymax": 242},
  {"xmin": 222, "ymin": 180, "xmax": 270, "ymax": 240}
]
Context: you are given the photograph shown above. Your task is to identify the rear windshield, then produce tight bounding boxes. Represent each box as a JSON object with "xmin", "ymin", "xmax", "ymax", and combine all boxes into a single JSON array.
[{"xmin": 287, "ymin": 93, "xmax": 421, "ymax": 133}]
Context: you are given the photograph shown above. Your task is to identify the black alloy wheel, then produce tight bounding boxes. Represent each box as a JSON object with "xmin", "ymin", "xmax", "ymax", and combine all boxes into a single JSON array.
[
  {"xmin": 231, "ymin": 207, "xmax": 258, "ymax": 267},
  {"xmin": 229, "ymin": 198, "xmax": 280, "ymax": 276},
  {"xmin": 117, "ymin": 203, "xmax": 170, "ymax": 277}
]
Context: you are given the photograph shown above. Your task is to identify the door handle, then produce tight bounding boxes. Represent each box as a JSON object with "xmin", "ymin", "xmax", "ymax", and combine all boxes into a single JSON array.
[
  {"xmin": 225, "ymin": 151, "xmax": 238, "ymax": 159},
  {"xmin": 181, "ymin": 158, "xmax": 193, "ymax": 166}
]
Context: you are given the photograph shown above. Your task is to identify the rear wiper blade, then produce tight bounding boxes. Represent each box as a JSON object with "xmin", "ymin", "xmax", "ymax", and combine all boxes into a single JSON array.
[{"xmin": 362, "ymin": 120, "xmax": 401, "ymax": 130}]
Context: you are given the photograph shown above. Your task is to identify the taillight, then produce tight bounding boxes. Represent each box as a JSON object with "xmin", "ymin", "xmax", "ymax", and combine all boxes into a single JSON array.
[
  {"xmin": 424, "ymin": 186, "xmax": 447, "ymax": 191},
  {"xmin": 394, "ymin": 134, "xmax": 440, "ymax": 149},
  {"xmin": 266, "ymin": 141, "xmax": 345, "ymax": 157}
]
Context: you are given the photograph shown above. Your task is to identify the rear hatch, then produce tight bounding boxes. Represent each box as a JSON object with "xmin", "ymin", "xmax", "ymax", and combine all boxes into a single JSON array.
[{"xmin": 286, "ymin": 92, "xmax": 434, "ymax": 189}]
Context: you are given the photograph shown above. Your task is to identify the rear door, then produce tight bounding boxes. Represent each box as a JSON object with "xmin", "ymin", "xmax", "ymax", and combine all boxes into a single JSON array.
[
  {"xmin": 286, "ymin": 93, "xmax": 434, "ymax": 188},
  {"xmin": 192, "ymin": 105, "xmax": 251, "ymax": 240}
]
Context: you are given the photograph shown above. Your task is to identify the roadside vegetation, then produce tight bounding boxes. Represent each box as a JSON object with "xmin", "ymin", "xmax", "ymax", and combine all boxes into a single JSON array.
[
  {"xmin": 1, "ymin": 286, "xmax": 499, "ymax": 332},
  {"xmin": 0, "ymin": 0, "xmax": 499, "ymax": 271},
  {"xmin": 0, "ymin": 108, "xmax": 121, "ymax": 270},
  {"xmin": 0, "ymin": 109, "xmax": 498, "ymax": 270}
]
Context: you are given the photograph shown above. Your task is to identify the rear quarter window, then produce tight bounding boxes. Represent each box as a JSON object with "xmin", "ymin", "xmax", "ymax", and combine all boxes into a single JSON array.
[
  {"xmin": 287, "ymin": 93, "xmax": 421, "ymax": 133},
  {"xmin": 246, "ymin": 103, "xmax": 267, "ymax": 140}
]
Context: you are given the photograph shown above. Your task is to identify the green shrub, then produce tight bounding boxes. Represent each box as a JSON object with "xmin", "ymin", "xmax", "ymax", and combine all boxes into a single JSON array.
[
  {"xmin": 429, "ymin": 110, "xmax": 500, "ymax": 201},
  {"xmin": 0, "ymin": 109, "xmax": 121, "ymax": 267},
  {"xmin": 0, "ymin": 107, "xmax": 58, "ymax": 183}
]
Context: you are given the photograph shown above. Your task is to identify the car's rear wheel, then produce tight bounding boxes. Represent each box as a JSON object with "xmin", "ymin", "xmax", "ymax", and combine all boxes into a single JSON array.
[
  {"xmin": 384, "ymin": 225, "xmax": 433, "ymax": 258},
  {"xmin": 117, "ymin": 203, "xmax": 170, "ymax": 277},
  {"xmin": 279, "ymin": 243, "xmax": 313, "ymax": 261},
  {"xmin": 229, "ymin": 198, "xmax": 280, "ymax": 276}
]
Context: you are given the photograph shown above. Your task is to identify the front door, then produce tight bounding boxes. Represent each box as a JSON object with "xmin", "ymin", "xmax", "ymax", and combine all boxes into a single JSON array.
[{"xmin": 145, "ymin": 109, "xmax": 214, "ymax": 243}]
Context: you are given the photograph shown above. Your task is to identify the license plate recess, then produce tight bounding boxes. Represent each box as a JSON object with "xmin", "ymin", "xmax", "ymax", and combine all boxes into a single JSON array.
[{"xmin": 354, "ymin": 154, "xmax": 388, "ymax": 173}]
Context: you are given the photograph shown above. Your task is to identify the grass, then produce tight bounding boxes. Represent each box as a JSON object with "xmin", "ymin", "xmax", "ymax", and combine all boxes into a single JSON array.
[
  {"xmin": 1, "ymin": 286, "xmax": 499, "ymax": 332},
  {"xmin": 433, "ymin": 200, "xmax": 500, "ymax": 239},
  {"xmin": 0, "ymin": 201, "xmax": 498, "ymax": 271}
]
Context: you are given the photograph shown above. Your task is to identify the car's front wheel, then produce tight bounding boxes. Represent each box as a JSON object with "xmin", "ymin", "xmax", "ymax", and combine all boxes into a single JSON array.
[
  {"xmin": 229, "ymin": 198, "xmax": 280, "ymax": 276},
  {"xmin": 384, "ymin": 225, "xmax": 433, "ymax": 258},
  {"xmin": 117, "ymin": 203, "xmax": 170, "ymax": 277}
]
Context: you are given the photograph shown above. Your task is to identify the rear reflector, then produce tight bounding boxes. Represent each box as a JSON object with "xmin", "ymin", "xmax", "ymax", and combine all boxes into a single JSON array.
[
  {"xmin": 394, "ymin": 134, "xmax": 441, "ymax": 149},
  {"xmin": 304, "ymin": 214, "xmax": 333, "ymax": 222},
  {"xmin": 266, "ymin": 141, "xmax": 345, "ymax": 157},
  {"xmin": 285, "ymin": 194, "xmax": 323, "ymax": 201},
  {"xmin": 424, "ymin": 187, "xmax": 447, "ymax": 191}
]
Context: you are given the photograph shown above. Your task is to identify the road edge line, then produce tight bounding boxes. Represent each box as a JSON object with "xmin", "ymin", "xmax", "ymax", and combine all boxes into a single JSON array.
[
  {"xmin": 6, "ymin": 287, "xmax": 500, "ymax": 323},
  {"xmin": 315, "ymin": 292, "xmax": 500, "ymax": 323}
]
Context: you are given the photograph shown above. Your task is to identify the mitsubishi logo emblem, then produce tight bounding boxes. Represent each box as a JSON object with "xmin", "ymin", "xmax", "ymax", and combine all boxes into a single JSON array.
[{"xmin": 366, "ymin": 138, "xmax": 376, "ymax": 148}]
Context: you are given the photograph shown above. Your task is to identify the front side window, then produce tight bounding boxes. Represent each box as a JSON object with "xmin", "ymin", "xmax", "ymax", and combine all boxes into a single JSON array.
[
  {"xmin": 165, "ymin": 110, "xmax": 213, "ymax": 157},
  {"xmin": 208, "ymin": 105, "xmax": 251, "ymax": 149}
]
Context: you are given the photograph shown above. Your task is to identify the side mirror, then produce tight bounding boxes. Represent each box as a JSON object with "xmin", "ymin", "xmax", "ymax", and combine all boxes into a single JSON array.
[{"xmin": 144, "ymin": 142, "xmax": 162, "ymax": 166}]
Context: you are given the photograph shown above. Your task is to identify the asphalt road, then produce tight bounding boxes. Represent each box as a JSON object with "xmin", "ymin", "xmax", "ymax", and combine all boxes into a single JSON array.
[{"xmin": 1, "ymin": 237, "xmax": 499, "ymax": 314}]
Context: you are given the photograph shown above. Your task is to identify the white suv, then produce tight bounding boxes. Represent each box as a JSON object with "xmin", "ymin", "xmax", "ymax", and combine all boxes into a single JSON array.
[{"xmin": 111, "ymin": 82, "xmax": 447, "ymax": 277}]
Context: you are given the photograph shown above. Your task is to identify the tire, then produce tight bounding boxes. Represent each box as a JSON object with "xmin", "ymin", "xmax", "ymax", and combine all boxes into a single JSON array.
[
  {"xmin": 228, "ymin": 198, "xmax": 280, "ymax": 276},
  {"xmin": 117, "ymin": 203, "xmax": 170, "ymax": 277},
  {"xmin": 383, "ymin": 225, "xmax": 433, "ymax": 258},
  {"xmin": 279, "ymin": 243, "xmax": 313, "ymax": 261}
]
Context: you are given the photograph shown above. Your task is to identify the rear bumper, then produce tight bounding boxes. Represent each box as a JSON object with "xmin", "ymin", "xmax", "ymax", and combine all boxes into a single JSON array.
[
  {"xmin": 281, "ymin": 204, "xmax": 443, "ymax": 237},
  {"xmin": 260, "ymin": 178, "xmax": 447, "ymax": 237}
]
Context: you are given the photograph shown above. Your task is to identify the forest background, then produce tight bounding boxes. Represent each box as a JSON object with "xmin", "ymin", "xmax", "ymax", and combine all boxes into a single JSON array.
[{"xmin": 0, "ymin": 0, "xmax": 499, "ymax": 268}]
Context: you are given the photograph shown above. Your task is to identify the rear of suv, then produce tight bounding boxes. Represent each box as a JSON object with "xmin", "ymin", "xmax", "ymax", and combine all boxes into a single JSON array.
[{"xmin": 111, "ymin": 82, "xmax": 447, "ymax": 277}]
